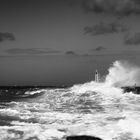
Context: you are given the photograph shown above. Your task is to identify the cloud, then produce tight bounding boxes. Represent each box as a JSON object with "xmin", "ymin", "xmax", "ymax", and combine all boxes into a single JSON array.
[
  {"xmin": 124, "ymin": 32, "xmax": 140, "ymax": 45},
  {"xmin": 65, "ymin": 51, "xmax": 77, "ymax": 55},
  {"xmin": 82, "ymin": 0, "xmax": 140, "ymax": 17},
  {"xmin": 6, "ymin": 48, "xmax": 60, "ymax": 55},
  {"xmin": 0, "ymin": 32, "xmax": 15, "ymax": 42},
  {"xmin": 94, "ymin": 46, "xmax": 106, "ymax": 51},
  {"xmin": 84, "ymin": 22, "xmax": 128, "ymax": 36}
]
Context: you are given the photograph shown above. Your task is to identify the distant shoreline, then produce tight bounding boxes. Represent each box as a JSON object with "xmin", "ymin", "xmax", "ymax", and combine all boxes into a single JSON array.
[{"xmin": 0, "ymin": 85, "xmax": 68, "ymax": 89}]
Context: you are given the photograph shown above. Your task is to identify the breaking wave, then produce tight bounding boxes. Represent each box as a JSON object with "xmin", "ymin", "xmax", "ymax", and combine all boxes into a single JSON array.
[{"xmin": 105, "ymin": 60, "xmax": 140, "ymax": 87}]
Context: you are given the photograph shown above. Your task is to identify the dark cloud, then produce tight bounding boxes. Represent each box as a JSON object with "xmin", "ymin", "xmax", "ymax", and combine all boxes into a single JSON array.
[
  {"xmin": 82, "ymin": 0, "xmax": 140, "ymax": 16},
  {"xmin": 124, "ymin": 32, "xmax": 140, "ymax": 45},
  {"xmin": 65, "ymin": 51, "xmax": 77, "ymax": 55},
  {"xmin": 6, "ymin": 48, "xmax": 60, "ymax": 55},
  {"xmin": 84, "ymin": 22, "xmax": 128, "ymax": 36},
  {"xmin": 0, "ymin": 32, "xmax": 15, "ymax": 42},
  {"xmin": 94, "ymin": 46, "xmax": 106, "ymax": 51}
]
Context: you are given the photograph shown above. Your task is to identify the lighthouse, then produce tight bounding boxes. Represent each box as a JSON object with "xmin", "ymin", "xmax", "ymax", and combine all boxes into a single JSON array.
[{"xmin": 95, "ymin": 70, "xmax": 99, "ymax": 82}]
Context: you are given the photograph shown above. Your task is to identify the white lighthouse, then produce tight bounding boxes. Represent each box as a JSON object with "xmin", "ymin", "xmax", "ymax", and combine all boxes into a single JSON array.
[{"xmin": 95, "ymin": 70, "xmax": 99, "ymax": 82}]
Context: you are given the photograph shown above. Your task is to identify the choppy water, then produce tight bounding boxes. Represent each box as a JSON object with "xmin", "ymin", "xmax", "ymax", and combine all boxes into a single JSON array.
[
  {"xmin": 1, "ymin": 60, "xmax": 140, "ymax": 140},
  {"xmin": 0, "ymin": 81, "xmax": 140, "ymax": 140}
]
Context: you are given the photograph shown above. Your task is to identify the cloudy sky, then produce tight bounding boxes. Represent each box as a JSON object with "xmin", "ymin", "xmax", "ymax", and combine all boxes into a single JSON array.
[{"xmin": 1, "ymin": 0, "xmax": 140, "ymax": 86}]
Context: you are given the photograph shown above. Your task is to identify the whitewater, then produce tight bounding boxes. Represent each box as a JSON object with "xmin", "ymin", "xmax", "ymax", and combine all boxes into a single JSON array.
[{"xmin": 0, "ymin": 60, "xmax": 140, "ymax": 140}]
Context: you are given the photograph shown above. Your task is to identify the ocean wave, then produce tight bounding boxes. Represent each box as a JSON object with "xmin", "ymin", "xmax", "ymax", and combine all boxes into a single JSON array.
[{"xmin": 0, "ymin": 60, "xmax": 140, "ymax": 139}]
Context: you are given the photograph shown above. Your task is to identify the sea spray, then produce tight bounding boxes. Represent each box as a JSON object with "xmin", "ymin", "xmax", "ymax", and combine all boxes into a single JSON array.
[
  {"xmin": 71, "ymin": 60, "xmax": 140, "ymax": 94},
  {"xmin": 105, "ymin": 60, "xmax": 140, "ymax": 87}
]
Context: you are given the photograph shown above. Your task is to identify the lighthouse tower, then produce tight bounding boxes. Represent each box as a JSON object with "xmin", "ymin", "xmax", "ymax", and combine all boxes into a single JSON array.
[{"xmin": 95, "ymin": 70, "xmax": 99, "ymax": 82}]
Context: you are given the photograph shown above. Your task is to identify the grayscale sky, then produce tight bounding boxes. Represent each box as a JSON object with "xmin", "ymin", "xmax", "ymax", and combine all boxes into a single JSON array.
[{"xmin": 1, "ymin": 0, "xmax": 140, "ymax": 86}]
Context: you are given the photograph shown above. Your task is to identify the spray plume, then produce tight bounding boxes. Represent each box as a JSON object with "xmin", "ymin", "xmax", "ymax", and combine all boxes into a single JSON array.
[
  {"xmin": 105, "ymin": 60, "xmax": 140, "ymax": 87},
  {"xmin": 71, "ymin": 60, "xmax": 140, "ymax": 94}
]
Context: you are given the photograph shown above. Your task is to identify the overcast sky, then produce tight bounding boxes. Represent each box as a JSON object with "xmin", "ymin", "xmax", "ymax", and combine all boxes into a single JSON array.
[{"xmin": 1, "ymin": 0, "xmax": 140, "ymax": 86}]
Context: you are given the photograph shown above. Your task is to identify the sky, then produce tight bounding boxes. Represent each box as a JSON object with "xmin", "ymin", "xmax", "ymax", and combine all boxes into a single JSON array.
[{"xmin": 1, "ymin": 0, "xmax": 140, "ymax": 86}]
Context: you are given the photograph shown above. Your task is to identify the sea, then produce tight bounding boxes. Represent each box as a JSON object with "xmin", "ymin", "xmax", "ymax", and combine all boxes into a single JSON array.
[{"xmin": 1, "ymin": 60, "xmax": 140, "ymax": 140}]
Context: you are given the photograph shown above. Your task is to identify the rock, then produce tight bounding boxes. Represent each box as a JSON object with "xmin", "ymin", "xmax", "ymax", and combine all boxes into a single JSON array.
[{"xmin": 66, "ymin": 135, "xmax": 103, "ymax": 140}]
